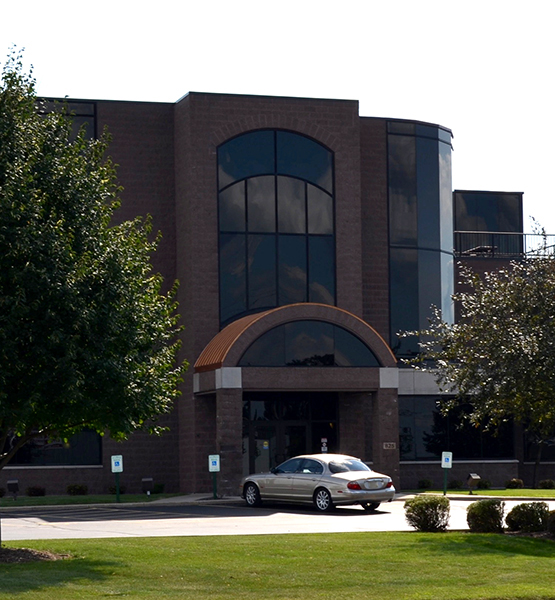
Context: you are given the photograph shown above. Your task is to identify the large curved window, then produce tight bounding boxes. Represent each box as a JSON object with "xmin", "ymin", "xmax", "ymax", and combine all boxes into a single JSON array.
[
  {"xmin": 387, "ymin": 122, "xmax": 454, "ymax": 358},
  {"xmin": 218, "ymin": 131, "xmax": 335, "ymax": 326},
  {"xmin": 238, "ymin": 321, "xmax": 380, "ymax": 367}
]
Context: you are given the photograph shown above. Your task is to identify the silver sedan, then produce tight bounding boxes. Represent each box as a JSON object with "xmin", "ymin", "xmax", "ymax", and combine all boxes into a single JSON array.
[{"xmin": 240, "ymin": 453, "xmax": 395, "ymax": 512}]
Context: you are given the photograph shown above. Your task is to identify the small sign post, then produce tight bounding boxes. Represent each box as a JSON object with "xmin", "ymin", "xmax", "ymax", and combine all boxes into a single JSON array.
[
  {"xmin": 111, "ymin": 455, "xmax": 124, "ymax": 503},
  {"xmin": 441, "ymin": 451, "xmax": 453, "ymax": 496},
  {"xmin": 208, "ymin": 454, "xmax": 220, "ymax": 499}
]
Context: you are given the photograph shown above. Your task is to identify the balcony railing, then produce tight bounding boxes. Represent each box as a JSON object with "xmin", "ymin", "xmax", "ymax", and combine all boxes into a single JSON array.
[{"xmin": 454, "ymin": 231, "xmax": 555, "ymax": 259}]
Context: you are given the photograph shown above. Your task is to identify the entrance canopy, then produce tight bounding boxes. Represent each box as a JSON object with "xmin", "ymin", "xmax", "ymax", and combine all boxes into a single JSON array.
[{"xmin": 193, "ymin": 304, "xmax": 398, "ymax": 394}]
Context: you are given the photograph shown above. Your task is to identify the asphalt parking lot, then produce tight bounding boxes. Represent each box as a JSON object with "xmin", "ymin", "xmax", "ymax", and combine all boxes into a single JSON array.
[{"xmin": 5, "ymin": 495, "xmax": 552, "ymax": 541}]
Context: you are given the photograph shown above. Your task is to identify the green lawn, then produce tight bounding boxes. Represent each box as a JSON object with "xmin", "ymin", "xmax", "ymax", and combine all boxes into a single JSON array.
[{"xmin": 2, "ymin": 532, "xmax": 555, "ymax": 599}]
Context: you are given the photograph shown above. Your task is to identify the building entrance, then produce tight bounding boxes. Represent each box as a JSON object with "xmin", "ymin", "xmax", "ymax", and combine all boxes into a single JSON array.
[{"xmin": 242, "ymin": 392, "xmax": 338, "ymax": 475}]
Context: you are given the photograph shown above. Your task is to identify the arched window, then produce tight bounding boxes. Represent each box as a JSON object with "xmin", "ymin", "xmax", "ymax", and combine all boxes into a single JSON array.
[
  {"xmin": 238, "ymin": 321, "xmax": 380, "ymax": 367},
  {"xmin": 218, "ymin": 131, "xmax": 335, "ymax": 327}
]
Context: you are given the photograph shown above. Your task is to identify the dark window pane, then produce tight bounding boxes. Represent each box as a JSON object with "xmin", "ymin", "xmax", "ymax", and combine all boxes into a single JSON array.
[
  {"xmin": 307, "ymin": 185, "xmax": 333, "ymax": 234},
  {"xmin": 399, "ymin": 397, "xmax": 514, "ymax": 461},
  {"xmin": 334, "ymin": 326, "xmax": 379, "ymax": 367},
  {"xmin": 276, "ymin": 131, "xmax": 333, "ymax": 193},
  {"xmin": 308, "ymin": 236, "xmax": 335, "ymax": 305},
  {"xmin": 220, "ymin": 234, "xmax": 246, "ymax": 324},
  {"xmin": 218, "ymin": 131, "xmax": 275, "ymax": 189},
  {"xmin": 7, "ymin": 430, "xmax": 101, "ymax": 466},
  {"xmin": 285, "ymin": 321, "xmax": 334, "ymax": 366},
  {"xmin": 390, "ymin": 247, "xmax": 419, "ymax": 357},
  {"xmin": 247, "ymin": 176, "xmax": 275, "ymax": 232},
  {"xmin": 388, "ymin": 135, "xmax": 417, "ymax": 246},
  {"xmin": 239, "ymin": 326, "xmax": 285, "ymax": 367},
  {"xmin": 248, "ymin": 234, "xmax": 277, "ymax": 310},
  {"xmin": 219, "ymin": 182, "xmax": 245, "ymax": 232},
  {"xmin": 311, "ymin": 393, "xmax": 338, "ymax": 419},
  {"xmin": 278, "ymin": 176, "xmax": 305, "ymax": 233},
  {"xmin": 416, "ymin": 137, "xmax": 440, "ymax": 249},
  {"xmin": 276, "ymin": 457, "xmax": 304, "ymax": 473},
  {"xmin": 278, "ymin": 235, "xmax": 307, "ymax": 304}
]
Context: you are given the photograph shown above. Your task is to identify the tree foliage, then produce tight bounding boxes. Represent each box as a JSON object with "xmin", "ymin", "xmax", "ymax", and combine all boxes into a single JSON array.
[
  {"xmin": 403, "ymin": 254, "xmax": 555, "ymax": 446},
  {"xmin": 0, "ymin": 50, "xmax": 186, "ymax": 469}
]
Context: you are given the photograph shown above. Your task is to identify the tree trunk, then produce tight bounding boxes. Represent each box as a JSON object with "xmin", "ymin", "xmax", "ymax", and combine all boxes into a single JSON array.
[{"xmin": 533, "ymin": 442, "xmax": 543, "ymax": 488}]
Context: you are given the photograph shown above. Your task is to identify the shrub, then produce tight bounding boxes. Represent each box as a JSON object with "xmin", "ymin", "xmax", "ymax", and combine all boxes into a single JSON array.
[
  {"xmin": 448, "ymin": 480, "xmax": 463, "ymax": 490},
  {"xmin": 417, "ymin": 479, "xmax": 433, "ymax": 490},
  {"xmin": 26, "ymin": 486, "xmax": 46, "ymax": 497},
  {"xmin": 404, "ymin": 495, "xmax": 450, "ymax": 532},
  {"xmin": 506, "ymin": 502, "xmax": 549, "ymax": 532},
  {"xmin": 67, "ymin": 484, "xmax": 88, "ymax": 496},
  {"xmin": 506, "ymin": 478, "xmax": 524, "ymax": 489},
  {"xmin": 477, "ymin": 479, "xmax": 491, "ymax": 490},
  {"xmin": 153, "ymin": 483, "xmax": 165, "ymax": 494},
  {"xmin": 0, "ymin": 487, "xmax": 5, "ymax": 498},
  {"xmin": 467, "ymin": 499, "xmax": 505, "ymax": 533},
  {"xmin": 109, "ymin": 485, "xmax": 126, "ymax": 495},
  {"xmin": 538, "ymin": 479, "xmax": 555, "ymax": 489},
  {"xmin": 547, "ymin": 510, "xmax": 555, "ymax": 535}
]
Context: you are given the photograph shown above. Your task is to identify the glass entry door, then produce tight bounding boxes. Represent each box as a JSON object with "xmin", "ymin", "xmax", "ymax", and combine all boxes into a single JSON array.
[
  {"xmin": 243, "ymin": 392, "xmax": 338, "ymax": 475},
  {"xmin": 251, "ymin": 423, "xmax": 308, "ymax": 474}
]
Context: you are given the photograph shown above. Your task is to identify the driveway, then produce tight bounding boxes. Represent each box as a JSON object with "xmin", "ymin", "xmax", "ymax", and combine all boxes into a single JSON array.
[{"xmin": 2, "ymin": 496, "xmax": 554, "ymax": 541}]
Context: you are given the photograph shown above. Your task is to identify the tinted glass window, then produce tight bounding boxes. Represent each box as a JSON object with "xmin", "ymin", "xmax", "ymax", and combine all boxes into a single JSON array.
[
  {"xmin": 278, "ymin": 176, "xmax": 305, "ymax": 233},
  {"xmin": 285, "ymin": 321, "xmax": 334, "ymax": 367},
  {"xmin": 218, "ymin": 130, "xmax": 274, "ymax": 189},
  {"xmin": 334, "ymin": 325, "xmax": 379, "ymax": 367},
  {"xmin": 248, "ymin": 235, "xmax": 277, "ymax": 309},
  {"xmin": 278, "ymin": 235, "xmax": 307, "ymax": 304},
  {"xmin": 7, "ymin": 430, "xmax": 101, "ymax": 466},
  {"xmin": 219, "ymin": 182, "xmax": 245, "ymax": 232},
  {"xmin": 308, "ymin": 237, "xmax": 335, "ymax": 304},
  {"xmin": 240, "ymin": 326, "xmax": 285, "ymax": 367},
  {"xmin": 276, "ymin": 131, "xmax": 333, "ymax": 192},
  {"xmin": 238, "ymin": 321, "xmax": 380, "ymax": 367},
  {"xmin": 218, "ymin": 130, "xmax": 335, "ymax": 326},
  {"xmin": 248, "ymin": 176, "xmax": 275, "ymax": 232},
  {"xmin": 275, "ymin": 457, "xmax": 304, "ymax": 473},
  {"xmin": 301, "ymin": 459, "xmax": 324, "ymax": 474},
  {"xmin": 219, "ymin": 234, "xmax": 246, "ymax": 324},
  {"xmin": 399, "ymin": 396, "xmax": 514, "ymax": 461},
  {"xmin": 307, "ymin": 185, "xmax": 333, "ymax": 234},
  {"xmin": 388, "ymin": 135, "xmax": 417, "ymax": 246}
]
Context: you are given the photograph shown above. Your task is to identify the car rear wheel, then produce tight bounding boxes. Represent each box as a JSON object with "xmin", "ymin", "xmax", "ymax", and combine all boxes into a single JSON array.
[
  {"xmin": 244, "ymin": 482, "xmax": 261, "ymax": 507},
  {"xmin": 313, "ymin": 488, "xmax": 334, "ymax": 512},
  {"xmin": 361, "ymin": 502, "xmax": 380, "ymax": 511}
]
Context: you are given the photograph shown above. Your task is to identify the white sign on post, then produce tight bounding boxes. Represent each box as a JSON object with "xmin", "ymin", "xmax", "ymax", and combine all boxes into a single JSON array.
[
  {"xmin": 441, "ymin": 452, "xmax": 453, "ymax": 469},
  {"xmin": 111, "ymin": 455, "xmax": 123, "ymax": 473},
  {"xmin": 208, "ymin": 454, "xmax": 220, "ymax": 473}
]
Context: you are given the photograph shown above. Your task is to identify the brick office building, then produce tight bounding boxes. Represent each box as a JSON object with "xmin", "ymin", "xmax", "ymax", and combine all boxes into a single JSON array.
[{"xmin": 1, "ymin": 92, "xmax": 531, "ymax": 496}]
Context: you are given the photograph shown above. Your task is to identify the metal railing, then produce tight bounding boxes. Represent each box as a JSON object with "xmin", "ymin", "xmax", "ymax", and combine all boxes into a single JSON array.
[{"xmin": 454, "ymin": 231, "xmax": 555, "ymax": 259}]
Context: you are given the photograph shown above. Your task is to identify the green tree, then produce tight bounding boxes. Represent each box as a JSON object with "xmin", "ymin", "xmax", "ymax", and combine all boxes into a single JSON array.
[
  {"xmin": 0, "ymin": 50, "xmax": 186, "ymax": 471},
  {"xmin": 404, "ymin": 253, "xmax": 555, "ymax": 485}
]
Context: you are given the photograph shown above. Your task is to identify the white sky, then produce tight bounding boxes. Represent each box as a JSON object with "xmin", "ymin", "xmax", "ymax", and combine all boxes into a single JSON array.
[{"xmin": 2, "ymin": 0, "xmax": 553, "ymax": 232}]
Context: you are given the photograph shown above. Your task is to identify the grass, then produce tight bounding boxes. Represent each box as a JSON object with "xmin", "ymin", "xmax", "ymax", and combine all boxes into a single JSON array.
[
  {"xmin": 0, "ymin": 493, "xmax": 182, "ymax": 508},
  {"xmin": 2, "ymin": 532, "xmax": 555, "ymax": 599}
]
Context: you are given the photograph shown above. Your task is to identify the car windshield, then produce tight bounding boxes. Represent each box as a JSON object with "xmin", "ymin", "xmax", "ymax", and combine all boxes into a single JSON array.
[{"xmin": 329, "ymin": 459, "xmax": 371, "ymax": 474}]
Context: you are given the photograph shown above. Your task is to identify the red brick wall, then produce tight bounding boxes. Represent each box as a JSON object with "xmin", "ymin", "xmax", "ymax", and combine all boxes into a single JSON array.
[{"xmin": 359, "ymin": 118, "xmax": 390, "ymax": 343}]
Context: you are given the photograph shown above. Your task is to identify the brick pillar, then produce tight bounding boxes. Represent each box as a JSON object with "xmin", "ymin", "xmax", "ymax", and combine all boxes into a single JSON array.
[
  {"xmin": 371, "ymin": 387, "xmax": 400, "ymax": 488},
  {"xmin": 338, "ymin": 392, "xmax": 372, "ymax": 460},
  {"xmin": 215, "ymin": 387, "xmax": 243, "ymax": 496}
]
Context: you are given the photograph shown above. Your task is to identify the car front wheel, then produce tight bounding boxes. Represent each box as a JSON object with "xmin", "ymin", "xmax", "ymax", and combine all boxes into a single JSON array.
[
  {"xmin": 244, "ymin": 482, "xmax": 261, "ymax": 507},
  {"xmin": 313, "ymin": 487, "xmax": 334, "ymax": 512}
]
